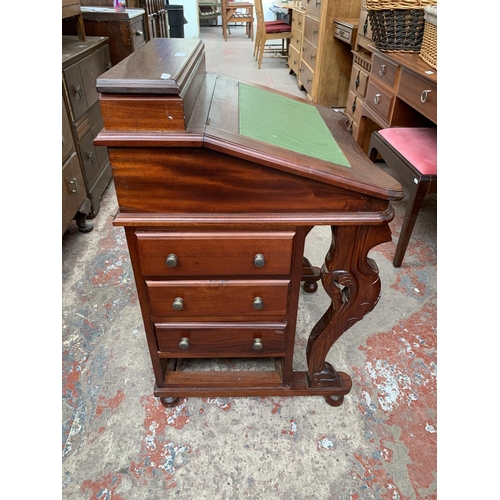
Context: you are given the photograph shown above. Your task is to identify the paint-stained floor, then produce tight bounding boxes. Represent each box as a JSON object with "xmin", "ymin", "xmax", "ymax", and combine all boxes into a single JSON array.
[{"xmin": 62, "ymin": 27, "xmax": 437, "ymax": 499}]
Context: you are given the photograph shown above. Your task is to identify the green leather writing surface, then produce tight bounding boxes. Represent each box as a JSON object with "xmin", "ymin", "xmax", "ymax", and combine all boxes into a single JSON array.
[{"xmin": 238, "ymin": 83, "xmax": 351, "ymax": 167}]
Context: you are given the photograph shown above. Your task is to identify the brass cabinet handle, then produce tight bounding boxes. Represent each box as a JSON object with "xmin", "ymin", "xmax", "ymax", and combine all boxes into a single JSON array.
[
  {"xmin": 166, "ymin": 253, "xmax": 178, "ymax": 267},
  {"xmin": 253, "ymin": 297, "xmax": 264, "ymax": 310},
  {"xmin": 307, "ymin": 78, "xmax": 312, "ymax": 83},
  {"xmin": 178, "ymin": 337, "xmax": 189, "ymax": 349},
  {"xmin": 378, "ymin": 64, "xmax": 387, "ymax": 76},
  {"xmin": 420, "ymin": 89, "xmax": 432, "ymax": 103},
  {"xmin": 253, "ymin": 254, "xmax": 265, "ymax": 267},
  {"xmin": 374, "ymin": 93, "xmax": 381, "ymax": 105},
  {"xmin": 310, "ymin": 54, "xmax": 316, "ymax": 60},
  {"xmin": 172, "ymin": 297, "xmax": 184, "ymax": 310},
  {"xmin": 313, "ymin": 29, "xmax": 318, "ymax": 35},
  {"xmin": 135, "ymin": 30, "xmax": 143, "ymax": 36},
  {"xmin": 253, "ymin": 338, "xmax": 263, "ymax": 350}
]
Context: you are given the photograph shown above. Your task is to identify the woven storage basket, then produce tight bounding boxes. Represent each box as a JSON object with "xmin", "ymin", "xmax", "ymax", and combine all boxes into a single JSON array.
[
  {"xmin": 419, "ymin": 6, "xmax": 437, "ymax": 69},
  {"xmin": 366, "ymin": 0, "xmax": 436, "ymax": 53}
]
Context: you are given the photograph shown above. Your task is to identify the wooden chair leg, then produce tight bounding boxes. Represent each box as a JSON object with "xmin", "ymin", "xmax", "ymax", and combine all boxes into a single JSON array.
[{"xmin": 393, "ymin": 181, "xmax": 430, "ymax": 267}]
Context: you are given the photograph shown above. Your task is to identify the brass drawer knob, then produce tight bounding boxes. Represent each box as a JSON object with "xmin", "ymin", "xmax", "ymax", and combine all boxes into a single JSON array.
[
  {"xmin": 172, "ymin": 297, "xmax": 184, "ymax": 310},
  {"xmin": 178, "ymin": 337, "xmax": 189, "ymax": 349},
  {"xmin": 253, "ymin": 338, "xmax": 263, "ymax": 350},
  {"xmin": 253, "ymin": 254, "xmax": 265, "ymax": 267},
  {"xmin": 253, "ymin": 297, "xmax": 264, "ymax": 310},
  {"xmin": 166, "ymin": 253, "xmax": 178, "ymax": 267}
]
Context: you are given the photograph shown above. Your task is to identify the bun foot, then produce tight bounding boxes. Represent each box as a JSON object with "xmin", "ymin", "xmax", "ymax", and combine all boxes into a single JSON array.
[
  {"xmin": 160, "ymin": 396, "xmax": 181, "ymax": 407},
  {"xmin": 303, "ymin": 280, "xmax": 318, "ymax": 293},
  {"xmin": 324, "ymin": 394, "xmax": 344, "ymax": 407}
]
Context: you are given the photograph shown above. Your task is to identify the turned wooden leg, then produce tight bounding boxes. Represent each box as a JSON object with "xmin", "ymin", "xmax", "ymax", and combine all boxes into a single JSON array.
[
  {"xmin": 302, "ymin": 256, "xmax": 321, "ymax": 293},
  {"xmin": 306, "ymin": 224, "xmax": 392, "ymax": 393}
]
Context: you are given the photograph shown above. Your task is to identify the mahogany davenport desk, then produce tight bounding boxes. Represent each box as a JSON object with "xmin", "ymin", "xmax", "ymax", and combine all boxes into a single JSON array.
[{"xmin": 95, "ymin": 38, "xmax": 403, "ymax": 408}]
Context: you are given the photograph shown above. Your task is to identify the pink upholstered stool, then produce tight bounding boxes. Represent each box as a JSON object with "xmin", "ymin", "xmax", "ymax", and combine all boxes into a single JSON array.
[{"xmin": 368, "ymin": 127, "xmax": 437, "ymax": 267}]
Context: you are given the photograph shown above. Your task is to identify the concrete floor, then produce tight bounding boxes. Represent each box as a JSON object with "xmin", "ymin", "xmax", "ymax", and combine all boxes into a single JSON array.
[{"xmin": 62, "ymin": 27, "xmax": 437, "ymax": 499}]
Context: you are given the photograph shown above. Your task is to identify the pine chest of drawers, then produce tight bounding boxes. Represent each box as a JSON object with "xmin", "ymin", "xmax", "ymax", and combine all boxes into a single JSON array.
[{"xmin": 95, "ymin": 38, "xmax": 403, "ymax": 408}]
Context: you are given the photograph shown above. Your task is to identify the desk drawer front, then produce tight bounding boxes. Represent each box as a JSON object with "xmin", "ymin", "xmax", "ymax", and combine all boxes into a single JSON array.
[
  {"xmin": 299, "ymin": 61, "xmax": 314, "ymax": 95},
  {"xmin": 136, "ymin": 231, "xmax": 295, "ymax": 276},
  {"xmin": 334, "ymin": 23, "xmax": 354, "ymax": 45},
  {"xmin": 366, "ymin": 82, "xmax": 394, "ymax": 122},
  {"xmin": 155, "ymin": 322, "xmax": 286, "ymax": 356},
  {"xmin": 288, "ymin": 45, "xmax": 301, "ymax": 74},
  {"xmin": 371, "ymin": 52, "xmax": 398, "ymax": 90},
  {"xmin": 301, "ymin": 38, "xmax": 317, "ymax": 72},
  {"xmin": 350, "ymin": 63, "xmax": 369, "ymax": 98},
  {"xmin": 131, "ymin": 17, "xmax": 146, "ymax": 49},
  {"xmin": 146, "ymin": 280, "xmax": 290, "ymax": 317},
  {"xmin": 304, "ymin": 0, "xmax": 321, "ymax": 19},
  {"xmin": 398, "ymin": 68, "xmax": 437, "ymax": 123},
  {"xmin": 292, "ymin": 11, "xmax": 304, "ymax": 31},
  {"xmin": 303, "ymin": 16, "xmax": 320, "ymax": 47},
  {"xmin": 290, "ymin": 25, "xmax": 303, "ymax": 53}
]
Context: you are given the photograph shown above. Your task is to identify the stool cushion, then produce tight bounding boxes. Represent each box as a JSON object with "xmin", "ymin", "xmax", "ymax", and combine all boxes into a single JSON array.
[
  {"xmin": 265, "ymin": 23, "xmax": 291, "ymax": 34},
  {"xmin": 378, "ymin": 127, "xmax": 437, "ymax": 175}
]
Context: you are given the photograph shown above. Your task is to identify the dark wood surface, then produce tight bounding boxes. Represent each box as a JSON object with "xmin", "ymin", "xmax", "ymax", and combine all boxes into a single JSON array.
[{"xmin": 95, "ymin": 38, "xmax": 403, "ymax": 407}]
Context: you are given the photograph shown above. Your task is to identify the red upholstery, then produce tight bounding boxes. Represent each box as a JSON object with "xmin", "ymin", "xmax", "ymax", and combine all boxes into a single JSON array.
[
  {"xmin": 378, "ymin": 128, "xmax": 437, "ymax": 175},
  {"xmin": 265, "ymin": 23, "xmax": 292, "ymax": 34}
]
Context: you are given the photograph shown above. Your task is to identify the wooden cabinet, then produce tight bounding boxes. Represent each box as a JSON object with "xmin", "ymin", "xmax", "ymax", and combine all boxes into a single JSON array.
[
  {"xmin": 62, "ymin": 7, "xmax": 148, "ymax": 66},
  {"xmin": 94, "ymin": 38, "xmax": 404, "ymax": 408},
  {"xmin": 62, "ymin": 36, "xmax": 113, "ymax": 220},
  {"xmin": 62, "ymin": 95, "xmax": 93, "ymax": 234},
  {"xmin": 288, "ymin": 7, "xmax": 305, "ymax": 82},
  {"xmin": 295, "ymin": 0, "xmax": 361, "ymax": 107}
]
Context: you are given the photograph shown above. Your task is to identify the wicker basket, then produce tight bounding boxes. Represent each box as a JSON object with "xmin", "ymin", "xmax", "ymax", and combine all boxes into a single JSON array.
[
  {"xmin": 365, "ymin": 0, "xmax": 436, "ymax": 53},
  {"xmin": 419, "ymin": 6, "xmax": 437, "ymax": 69}
]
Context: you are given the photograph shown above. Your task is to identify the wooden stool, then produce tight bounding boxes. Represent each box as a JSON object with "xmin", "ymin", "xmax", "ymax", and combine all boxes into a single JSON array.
[{"xmin": 368, "ymin": 128, "xmax": 437, "ymax": 267}]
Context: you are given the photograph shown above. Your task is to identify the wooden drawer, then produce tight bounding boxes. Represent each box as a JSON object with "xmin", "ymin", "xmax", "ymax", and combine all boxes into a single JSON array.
[
  {"xmin": 304, "ymin": 0, "xmax": 322, "ymax": 19},
  {"xmin": 398, "ymin": 67, "xmax": 437, "ymax": 124},
  {"xmin": 333, "ymin": 22, "xmax": 354, "ymax": 45},
  {"xmin": 288, "ymin": 45, "xmax": 301, "ymax": 75},
  {"xmin": 62, "ymin": 96, "xmax": 75, "ymax": 163},
  {"xmin": 371, "ymin": 52, "xmax": 399, "ymax": 90},
  {"xmin": 303, "ymin": 15, "xmax": 320, "ymax": 48},
  {"xmin": 131, "ymin": 17, "xmax": 146, "ymax": 50},
  {"xmin": 366, "ymin": 81, "xmax": 394, "ymax": 122},
  {"xmin": 62, "ymin": 152, "xmax": 86, "ymax": 233},
  {"xmin": 299, "ymin": 61, "xmax": 314, "ymax": 95},
  {"xmin": 290, "ymin": 24, "xmax": 303, "ymax": 53},
  {"xmin": 301, "ymin": 38, "xmax": 317, "ymax": 72},
  {"xmin": 155, "ymin": 321, "xmax": 287, "ymax": 357},
  {"xmin": 78, "ymin": 129, "xmax": 101, "ymax": 187},
  {"xmin": 346, "ymin": 90, "xmax": 363, "ymax": 124},
  {"xmin": 136, "ymin": 231, "xmax": 295, "ymax": 276},
  {"xmin": 291, "ymin": 10, "xmax": 304, "ymax": 31},
  {"xmin": 350, "ymin": 62, "xmax": 369, "ymax": 98},
  {"xmin": 146, "ymin": 280, "xmax": 290, "ymax": 317}
]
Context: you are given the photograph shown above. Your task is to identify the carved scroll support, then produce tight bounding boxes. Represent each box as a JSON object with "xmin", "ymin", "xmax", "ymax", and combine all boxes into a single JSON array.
[{"xmin": 306, "ymin": 224, "xmax": 392, "ymax": 405}]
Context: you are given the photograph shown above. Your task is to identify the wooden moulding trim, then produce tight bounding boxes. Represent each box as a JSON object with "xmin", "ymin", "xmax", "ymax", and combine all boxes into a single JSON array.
[
  {"xmin": 202, "ymin": 132, "xmax": 404, "ymax": 201},
  {"xmin": 93, "ymin": 131, "xmax": 204, "ymax": 147},
  {"xmin": 153, "ymin": 371, "xmax": 353, "ymax": 395},
  {"xmin": 112, "ymin": 207, "xmax": 396, "ymax": 227}
]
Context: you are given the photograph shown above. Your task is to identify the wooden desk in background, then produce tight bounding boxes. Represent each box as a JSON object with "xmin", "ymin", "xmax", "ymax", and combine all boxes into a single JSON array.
[{"xmin": 354, "ymin": 49, "xmax": 437, "ymax": 153}]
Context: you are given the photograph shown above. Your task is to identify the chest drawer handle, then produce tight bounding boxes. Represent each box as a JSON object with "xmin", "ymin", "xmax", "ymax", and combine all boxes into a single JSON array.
[
  {"xmin": 75, "ymin": 85, "xmax": 84, "ymax": 99},
  {"xmin": 378, "ymin": 64, "xmax": 387, "ymax": 76},
  {"xmin": 172, "ymin": 297, "xmax": 184, "ymax": 310},
  {"xmin": 373, "ymin": 93, "xmax": 381, "ymax": 105},
  {"xmin": 355, "ymin": 71, "xmax": 360, "ymax": 89},
  {"xmin": 166, "ymin": 253, "xmax": 178, "ymax": 267},
  {"xmin": 253, "ymin": 338, "xmax": 263, "ymax": 350},
  {"xmin": 178, "ymin": 337, "xmax": 189, "ymax": 349},
  {"xmin": 352, "ymin": 96, "xmax": 357, "ymax": 113},
  {"xmin": 253, "ymin": 254, "xmax": 265, "ymax": 267},
  {"xmin": 253, "ymin": 297, "xmax": 264, "ymax": 310},
  {"xmin": 420, "ymin": 89, "xmax": 432, "ymax": 103},
  {"xmin": 135, "ymin": 30, "xmax": 143, "ymax": 36}
]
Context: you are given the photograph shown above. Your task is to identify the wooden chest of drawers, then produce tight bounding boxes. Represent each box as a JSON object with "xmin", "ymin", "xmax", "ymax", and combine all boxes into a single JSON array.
[
  {"xmin": 95, "ymin": 39, "xmax": 403, "ymax": 408},
  {"xmin": 62, "ymin": 36, "xmax": 113, "ymax": 220}
]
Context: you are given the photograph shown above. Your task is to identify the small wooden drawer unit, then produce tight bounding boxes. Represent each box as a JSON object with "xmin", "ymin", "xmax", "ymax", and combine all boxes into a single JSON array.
[
  {"xmin": 366, "ymin": 81, "xmax": 395, "ymax": 123},
  {"xmin": 371, "ymin": 52, "xmax": 399, "ymax": 91},
  {"xmin": 95, "ymin": 38, "xmax": 403, "ymax": 408},
  {"xmin": 398, "ymin": 67, "xmax": 437, "ymax": 124}
]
